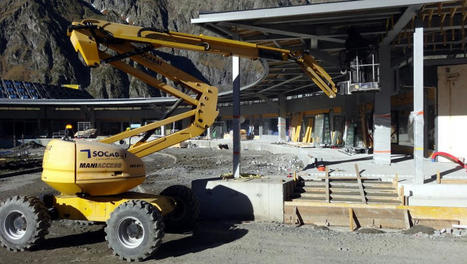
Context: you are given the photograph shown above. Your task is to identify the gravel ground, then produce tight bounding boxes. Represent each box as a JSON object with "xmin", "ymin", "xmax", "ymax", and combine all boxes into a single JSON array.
[{"xmin": 1, "ymin": 147, "xmax": 467, "ymax": 264}]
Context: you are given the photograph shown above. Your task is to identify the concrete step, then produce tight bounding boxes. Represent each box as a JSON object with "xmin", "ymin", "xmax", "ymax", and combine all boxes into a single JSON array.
[
  {"xmin": 403, "ymin": 183, "xmax": 467, "ymax": 207},
  {"xmin": 300, "ymin": 186, "xmax": 397, "ymax": 194},
  {"xmin": 296, "ymin": 197, "xmax": 402, "ymax": 204},
  {"xmin": 303, "ymin": 181, "xmax": 394, "ymax": 188}
]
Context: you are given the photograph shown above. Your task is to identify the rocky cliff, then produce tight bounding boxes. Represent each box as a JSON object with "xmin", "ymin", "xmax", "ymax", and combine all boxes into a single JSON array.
[{"xmin": 0, "ymin": 0, "xmax": 310, "ymax": 98}]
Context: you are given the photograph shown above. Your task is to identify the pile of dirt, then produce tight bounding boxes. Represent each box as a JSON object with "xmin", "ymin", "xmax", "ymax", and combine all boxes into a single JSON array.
[
  {"xmin": 0, "ymin": 141, "xmax": 45, "ymax": 158},
  {"xmin": 0, "ymin": 142, "xmax": 45, "ymax": 173}
]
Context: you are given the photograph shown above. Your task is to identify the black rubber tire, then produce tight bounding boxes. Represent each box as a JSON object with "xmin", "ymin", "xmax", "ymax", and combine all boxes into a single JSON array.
[
  {"xmin": 0, "ymin": 196, "xmax": 51, "ymax": 251},
  {"xmin": 105, "ymin": 200, "xmax": 164, "ymax": 262},
  {"xmin": 160, "ymin": 185, "xmax": 199, "ymax": 233}
]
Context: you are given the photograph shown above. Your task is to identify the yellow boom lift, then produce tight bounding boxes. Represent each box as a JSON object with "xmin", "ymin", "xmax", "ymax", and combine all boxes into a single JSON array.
[{"xmin": 0, "ymin": 19, "xmax": 336, "ymax": 261}]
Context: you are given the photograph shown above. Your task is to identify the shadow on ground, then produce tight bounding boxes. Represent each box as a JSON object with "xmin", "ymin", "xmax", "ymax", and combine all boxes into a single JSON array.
[
  {"xmin": 35, "ymin": 221, "xmax": 247, "ymax": 260},
  {"xmin": 424, "ymin": 166, "xmax": 465, "ymax": 183},
  {"xmin": 302, "ymin": 154, "xmax": 413, "ymax": 171},
  {"xmin": 152, "ymin": 221, "xmax": 248, "ymax": 260},
  {"xmin": 39, "ymin": 228, "xmax": 106, "ymax": 250}
]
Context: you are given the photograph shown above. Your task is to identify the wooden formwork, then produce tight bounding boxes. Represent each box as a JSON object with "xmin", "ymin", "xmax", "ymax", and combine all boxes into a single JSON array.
[{"xmin": 285, "ymin": 165, "xmax": 467, "ymax": 230}]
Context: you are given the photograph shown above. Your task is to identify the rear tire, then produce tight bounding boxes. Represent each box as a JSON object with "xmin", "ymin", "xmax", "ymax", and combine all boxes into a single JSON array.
[
  {"xmin": 105, "ymin": 200, "xmax": 164, "ymax": 262},
  {"xmin": 0, "ymin": 196, "xmax": 50, "ymax": 251},
  {"xmin": 160, "ymin": 185, "xmax": 199, "ymax": 232}
]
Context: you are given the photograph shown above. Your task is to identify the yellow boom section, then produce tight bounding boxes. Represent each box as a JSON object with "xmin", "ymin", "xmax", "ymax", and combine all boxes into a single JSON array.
[{"xmin": 67, "ymin": 19, "xmax": 336, "ymax": 157}]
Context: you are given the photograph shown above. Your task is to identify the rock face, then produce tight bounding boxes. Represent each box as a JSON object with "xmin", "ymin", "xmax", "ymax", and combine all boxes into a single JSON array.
[{"xmin": 0, "ymin": 0, "xmax": 312, "ymax": 98}]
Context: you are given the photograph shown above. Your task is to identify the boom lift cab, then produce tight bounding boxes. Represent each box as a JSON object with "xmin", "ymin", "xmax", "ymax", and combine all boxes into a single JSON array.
[
  {"xmin": 0, "ymin": 19, "xmax": 336, "ymax": 261},
  {"xmin": 42, "ymin": 140, "xmax": 145, "ymax": 196}
]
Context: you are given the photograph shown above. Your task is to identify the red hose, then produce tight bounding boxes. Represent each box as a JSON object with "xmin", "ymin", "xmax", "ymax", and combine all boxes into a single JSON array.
[{"xmin": 431, "ymin": 151, "xmax": 467, "ymax": 170}]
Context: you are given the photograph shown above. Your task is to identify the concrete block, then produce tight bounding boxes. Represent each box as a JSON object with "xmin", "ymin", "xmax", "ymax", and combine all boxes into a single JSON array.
[
  {"xmin": 192, "ymin": 177, "xmax": 292, "ymax": 222},
  {"xmin": 403, "ymin": 184, "xmax": 467, "ymax": 207}
]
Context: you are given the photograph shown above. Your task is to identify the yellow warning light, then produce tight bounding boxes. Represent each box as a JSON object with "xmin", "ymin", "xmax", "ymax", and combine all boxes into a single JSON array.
[{"xmin": 65, "ymin": 124, "xmax": 73, "ymax": 129}]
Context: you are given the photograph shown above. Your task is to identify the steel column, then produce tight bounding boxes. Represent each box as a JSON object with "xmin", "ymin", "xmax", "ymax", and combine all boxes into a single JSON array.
[
  {"xmin": 414, "ymin": 26, "xmax": 425, "ymax": 184},
  {"xmin": 278, "ymin": 95, "xmax": 287, "ymax": 141},
  {"xmin": 232, "ymin": 55, "xmax": 241, "ymax": 178},
  {"xmin": 373, "ymin": 45, "xmax": 392, "ymax": 165}
]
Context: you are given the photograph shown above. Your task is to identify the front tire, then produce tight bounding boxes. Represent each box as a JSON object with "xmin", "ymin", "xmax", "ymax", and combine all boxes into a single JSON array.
[
  {"xmin": 0, "ymin": 196, "xmax": 50, "ymax": 251},
  {"xmin": 160, "ymin": 185, "xmax": 199, "ymax": 232},
  {"xmin": 105, "ymin": 200, "xmax": 164, "ymax": 262}
]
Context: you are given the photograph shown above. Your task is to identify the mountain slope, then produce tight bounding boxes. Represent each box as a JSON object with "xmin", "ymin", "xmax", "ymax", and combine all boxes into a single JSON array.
[{"xmin": 0, "ymin": 0, "xmax": 312, "ymax": 98}]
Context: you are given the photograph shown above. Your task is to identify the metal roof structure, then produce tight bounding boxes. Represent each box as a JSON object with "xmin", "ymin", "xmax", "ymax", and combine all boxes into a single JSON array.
[
  {"xmin": 192, "ymin": 0, "xmax": 467, "ymax": 102},
  {"xmin": 0, "ymin": 79, "xmax": 176, "ymax": 107},
  {"xmin": 0, "ymin": 97, "xmax": 176, "ymax": 106}
]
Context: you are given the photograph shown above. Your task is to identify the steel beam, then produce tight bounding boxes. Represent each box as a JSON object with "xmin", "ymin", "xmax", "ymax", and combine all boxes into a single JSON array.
[
  {"xmin": 380, "ymin": 4, "xmax": 423, "ymax": 46},
  {"xmin": 257, "ymin": 75, "xmax": 304, "ymax": 94},
  {"xmin": 278, "ymin": 95, "xmax": 287, "ymax": 141},
  {"xmin": 218, "ymin": 22, "xmax": 345, "ymax": 44},
  {"xmin": 191, "ymin": 0, "xmax": 450, "ymax": 24},
  {"xmin": 373, "ymin": 44, "xmax": 392, "ymax": 165}
]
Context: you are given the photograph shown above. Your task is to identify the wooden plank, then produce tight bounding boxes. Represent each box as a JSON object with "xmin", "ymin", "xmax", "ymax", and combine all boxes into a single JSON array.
[
  {"xmin": 404, "ymin": 209, "xmax": 412, "ymax": 229},
  {"xmin": 331, "ymin": 194, "xmax": 363, "ymax": 200},
  {"xmin": 436, "ymin": 170, "xmax": 441, "ymax": 184},
  {"xmin": 440, "ymin": 179, "xmax": 467, "ymax": 184},
  {"xmin": 355, "ymin": 164, "xmax": 367, "ymax": 203},
  {"xmin": 303, "ymin": 118, "xmax": 313, "ymax": 143},
  {"xmin": 284, "ymin": 204, "xmax": 408, "ymax": 229},
  {"xmin": 318, "ymin": 176, "xmax": 380, "ymax": 180},
  {"xmin": 332, "ymin": 182, "xmax": 393, "ymax": 188},
  {"xmin": 349, "ymin": 208, "xmax": 357, "ymax": 231},
  {"xmin": 299, "ymin": 192, "xmax": 327, "ymax": 198},
  {"xmin": 301, "ymin": 197, "xmax": 402, "ymax": 204},
  {"xmin": 414, "ymin": 219, "xmax": 459, "ymax": 229},
  {"xmin": 352, "ymin": 207, "xmax": 407, "ymax": 229},
  {"xmin": 399, "ymin": 185, "xmax": 405, "ymax": 205},
  {"xmin": 301, "ymin": 192, "xmax": 398, "ymax": 201},
  {"xmin": 304, "ymin": 186, "xmax": 395, "ymax": 193},
  {"xmin": 294, "ymin": 206, "xmax": 304, "ymax": 227},
  {"xmin": 286, "ymin": 199, "xmax": 402, "ymax": 209}
]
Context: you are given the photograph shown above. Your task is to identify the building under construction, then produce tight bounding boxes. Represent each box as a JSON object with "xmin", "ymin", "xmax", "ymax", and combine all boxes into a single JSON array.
[{"xmin": 1, "ymin": 0, "xmax": 467, "ymax": 262}]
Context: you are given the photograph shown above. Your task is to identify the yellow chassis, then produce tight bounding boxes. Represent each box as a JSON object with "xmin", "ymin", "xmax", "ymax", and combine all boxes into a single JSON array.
[{"xmin": 53, "ymin": 192, "xmax": 176, "ymax": 222}]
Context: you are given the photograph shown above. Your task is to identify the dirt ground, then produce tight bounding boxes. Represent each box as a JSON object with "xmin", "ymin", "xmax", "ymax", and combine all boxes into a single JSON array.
[{"xmin": 1, "ymin": 147, "xmax": 467, "ymax": 264}]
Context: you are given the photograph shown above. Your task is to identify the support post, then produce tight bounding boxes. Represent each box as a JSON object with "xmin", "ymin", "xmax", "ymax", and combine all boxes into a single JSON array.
[
  {"xmin": 259, "ymin": 117, "xmax": 264, "ymax": 137},
  {"xmin": 232, "ymin": 55, "xmax": 241, "ymax": 178},
  {"xmin": 414, "ymin": 25, "xmax": 424, "ymax": 184},
  {"xmin": 278, "ymin": 95, "xmax": 287, "ymax": 141},
  {"xmin": 207, "ymin": 127, "xmax": 211, "ymax": 140},
  {"xmin": 373, "ymin": 44, "xmax": 392, "ymax": 165}
]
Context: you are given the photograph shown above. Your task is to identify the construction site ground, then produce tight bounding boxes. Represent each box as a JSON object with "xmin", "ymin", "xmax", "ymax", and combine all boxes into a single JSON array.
[{"xmin": 1, "ymin": 143, "xmax": 467, "ymax": 263}]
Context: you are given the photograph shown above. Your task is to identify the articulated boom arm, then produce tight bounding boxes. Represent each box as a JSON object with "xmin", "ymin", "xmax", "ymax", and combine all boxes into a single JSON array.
[{"xmin": 68, "ymin": 19, "xmax": 336, "ymax": 157}]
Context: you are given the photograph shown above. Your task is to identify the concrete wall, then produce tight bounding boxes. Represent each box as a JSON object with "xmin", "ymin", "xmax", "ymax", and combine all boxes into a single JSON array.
[
  {"xmin": 437, "ymin": 64, "xmax": 467, "ymax": 161},
  {"xmin": 192, "ymin": 177, "xmax": 289, "ymax": 222}
]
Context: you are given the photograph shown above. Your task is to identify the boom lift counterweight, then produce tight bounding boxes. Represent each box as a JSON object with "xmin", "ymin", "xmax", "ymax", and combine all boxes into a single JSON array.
[{"xmin": 0, "ymin": 19, "xmax": 336, "ymax": 261}]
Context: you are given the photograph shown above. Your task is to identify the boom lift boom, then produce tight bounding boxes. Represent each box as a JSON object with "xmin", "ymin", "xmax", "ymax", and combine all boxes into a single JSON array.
[{"xmin": 0, "ymin": 19, "xmax": 336, "ymax": 262}]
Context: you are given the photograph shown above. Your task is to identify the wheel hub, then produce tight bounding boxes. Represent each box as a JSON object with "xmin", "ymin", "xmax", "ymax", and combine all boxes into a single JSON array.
[
  {"xmin": 118, "ymin": 216, "xmax": 144, "ymax": 249},
  {"xmin": 4, "ymin": 210, "xmax": 27, "ymax": 240}
]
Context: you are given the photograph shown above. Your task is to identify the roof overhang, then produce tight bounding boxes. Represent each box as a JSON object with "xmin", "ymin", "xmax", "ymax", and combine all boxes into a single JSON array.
[
  {"xmin": 192, "ymin": 0, "xmax": 443, "ymax": 24},
  {"xmin": 191, "ymin": 0, "xmax": 463, "ymax": 102},
  {"xmin": 0, "ymin": 97, "xmax": 177, "ymax": 107}
]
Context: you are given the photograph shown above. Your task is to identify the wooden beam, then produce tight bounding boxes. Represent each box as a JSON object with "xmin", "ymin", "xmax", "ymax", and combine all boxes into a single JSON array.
[
  {"xmin": 354, "ymin": 164, "xmax": 367, "ymax": 204},
  {"xmin": 294, "ymin": 206, "xmax": 304, "ymax": 227},
  {"xmin": 349, "ymin": 208, "xmax": 358, "ymax": 231},
  {"xmin": 404, "ymin": 209, "xmax": 413, "ymax": 229}
]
